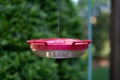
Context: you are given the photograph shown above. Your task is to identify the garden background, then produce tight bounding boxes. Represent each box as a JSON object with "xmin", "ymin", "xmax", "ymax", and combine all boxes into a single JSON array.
[{"xmin": 0, "ymin": 0, "xmax": 110, "ymax": 80}]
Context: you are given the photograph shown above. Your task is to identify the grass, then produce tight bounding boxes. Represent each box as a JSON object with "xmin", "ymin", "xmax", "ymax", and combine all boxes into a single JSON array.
[{"xmin": 92, "ymin": 67, "xmax": 109, "ymax": 80}]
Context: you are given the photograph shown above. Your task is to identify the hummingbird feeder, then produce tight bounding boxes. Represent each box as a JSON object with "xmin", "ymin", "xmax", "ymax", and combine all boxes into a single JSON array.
[{"xmin": 27, "ymin": 0, "xmax": 91, "ymax": 59}]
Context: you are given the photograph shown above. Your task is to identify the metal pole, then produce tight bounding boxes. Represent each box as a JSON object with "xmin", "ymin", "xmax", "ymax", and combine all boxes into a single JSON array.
[
  {"xmin": 87, "ymin": 0, "xmax": 92, "ymax": 80},
  {"xmin": 56, "ymin": 0, "xmax": 63, "ymax": 80},
  {"xmin": 58, "ymin": 0, "xmax": 61, "ymax": 38},
  {"xmin": 110, "ymin": 0, "xmax": 120, "ymax": 80}
]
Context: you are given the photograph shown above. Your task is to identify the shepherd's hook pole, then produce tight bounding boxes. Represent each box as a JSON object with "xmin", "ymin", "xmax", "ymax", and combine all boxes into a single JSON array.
[{"xmin": 88, "ymin": 0, "xmax": 93, "ymax": 80}]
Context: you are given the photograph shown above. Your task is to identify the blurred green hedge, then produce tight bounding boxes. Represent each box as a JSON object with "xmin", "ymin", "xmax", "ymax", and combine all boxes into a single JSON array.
[
  {"xmin": 0, "ymin": 0, "xmax": 83, "ymax": 49},
  {"xmin": 0, "ymin": 0, "xmax": 86, "ymax": 80}
]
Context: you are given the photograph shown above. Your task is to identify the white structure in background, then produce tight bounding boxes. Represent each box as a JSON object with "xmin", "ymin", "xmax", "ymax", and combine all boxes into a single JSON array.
[{"xmin": 71, "ymin": 0, "xmax": 79, "ymax": 5}]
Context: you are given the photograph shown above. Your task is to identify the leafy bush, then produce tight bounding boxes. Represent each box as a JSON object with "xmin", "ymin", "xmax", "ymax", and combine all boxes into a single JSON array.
[
  {"xmin": 93, "ymin": 14, "xmax": 110, "ymax": 58},
  {"xmin": 0, "ymin": 51, "xmax": 58, "ymax": 80},
  {"xmin": 0, "ymin": 51, "xmax": 88, "ymax": 80}
]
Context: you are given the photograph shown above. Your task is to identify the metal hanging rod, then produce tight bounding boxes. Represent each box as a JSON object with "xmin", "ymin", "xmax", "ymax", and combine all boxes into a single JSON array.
[{"xmin": 58, "ymin": 0, "xmax": 61, "ymax": 38}]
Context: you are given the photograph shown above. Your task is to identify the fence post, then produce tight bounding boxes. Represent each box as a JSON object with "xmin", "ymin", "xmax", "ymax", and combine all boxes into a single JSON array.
[{"xmin": 110, "ymin": 0, "xmax": 120, "ymax": 80}]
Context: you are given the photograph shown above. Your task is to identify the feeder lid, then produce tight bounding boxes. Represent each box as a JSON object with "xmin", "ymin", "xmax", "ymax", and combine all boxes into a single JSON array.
[{"xmin": 27, "ymin": 38, "xmax": 91, "ymax": 50}]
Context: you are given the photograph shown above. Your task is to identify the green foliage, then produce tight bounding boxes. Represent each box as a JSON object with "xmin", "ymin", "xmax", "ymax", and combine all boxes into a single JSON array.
[
  {"xmin": 93, "ymin": 14, "xmax": 110, "ymax": 58},
  {"xmin": 0, "ymin": 51, "xmax": 87, "ymax": 80},
  {"xmin": 93, "ymin": 67, "xmax": 109, "ymax": 80},
  {"xmin": 0, "ymin": 51, "xmax": 58, "ymax": 80},
  {"xmin": 60, "ymin": 58, "xmax": 88, "ymax": 80},
  {"xmin": 0, "ymin": 0, "xmax": 85, "ymax": 80}
]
